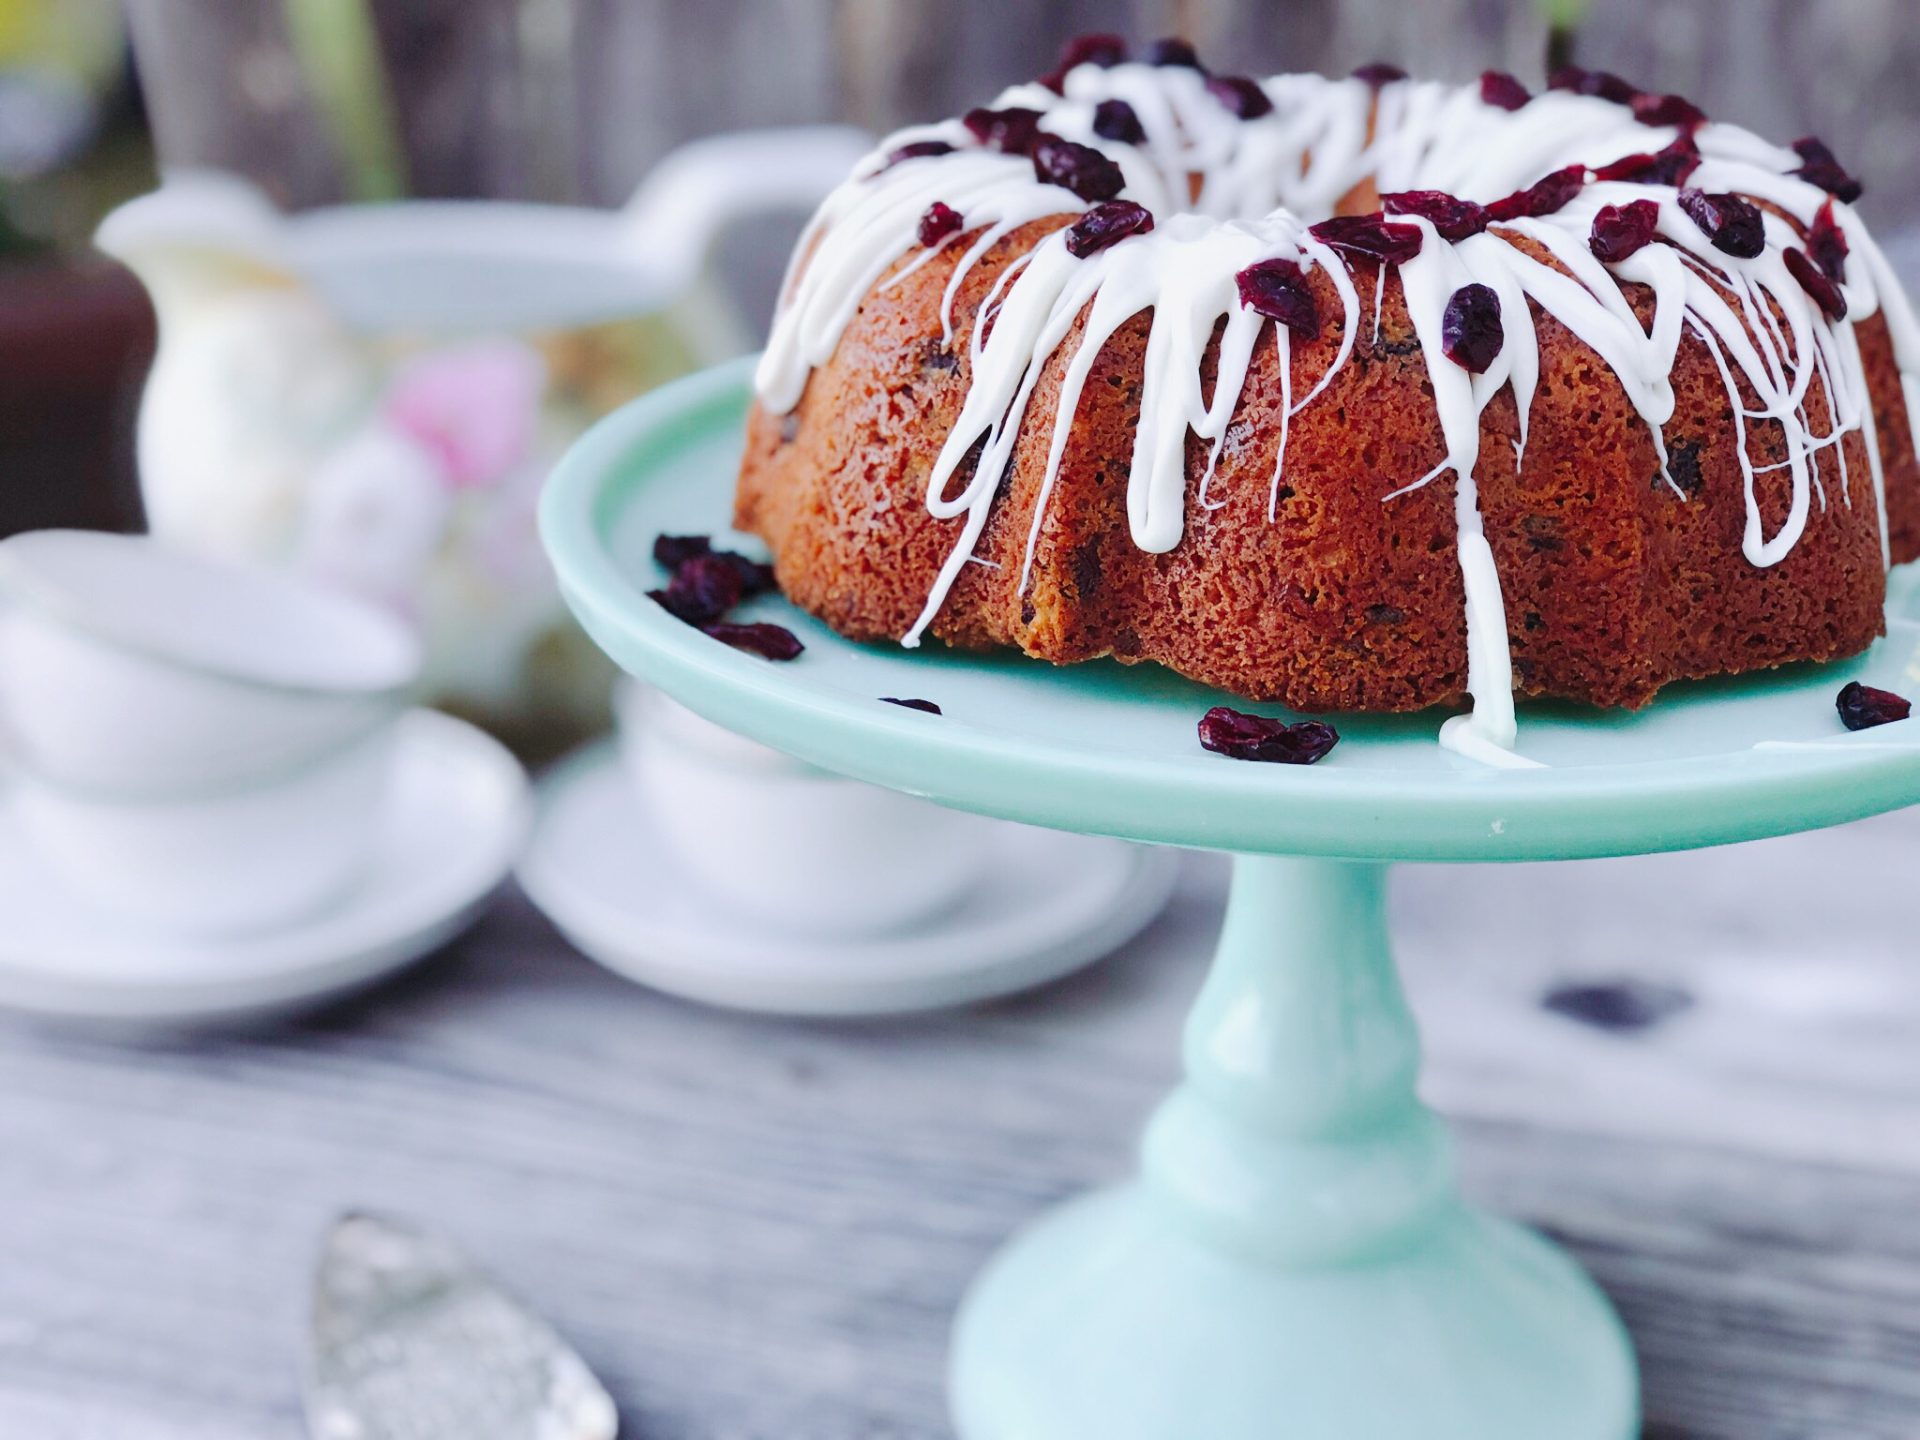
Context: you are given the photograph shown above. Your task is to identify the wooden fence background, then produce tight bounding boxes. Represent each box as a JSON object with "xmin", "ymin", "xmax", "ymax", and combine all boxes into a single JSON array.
[{"xmin": 121, "ymin": 0, "xmax": 1920, "ymax": 316}]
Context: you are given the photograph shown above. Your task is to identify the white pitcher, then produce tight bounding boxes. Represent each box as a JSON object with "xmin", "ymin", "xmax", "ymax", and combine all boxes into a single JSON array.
[{"xmin": 95, "ymin": 126, "xmax": 869, "ymax": 752}]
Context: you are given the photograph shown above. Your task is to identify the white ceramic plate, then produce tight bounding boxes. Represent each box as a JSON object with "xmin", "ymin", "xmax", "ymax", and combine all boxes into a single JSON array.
[
  {"xmin": 517, "ymin": 742, "xmax": 1179, "ymax": 1016},
  {"xmin": 0, "ymin": 710, "xmax": 529, "ymax": 1023}
]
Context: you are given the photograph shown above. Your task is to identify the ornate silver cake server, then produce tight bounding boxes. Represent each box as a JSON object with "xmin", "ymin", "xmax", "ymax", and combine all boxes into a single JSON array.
[{"xmin": 305, "ymin": 1212, "xmax": 619, "ymax": 1440}]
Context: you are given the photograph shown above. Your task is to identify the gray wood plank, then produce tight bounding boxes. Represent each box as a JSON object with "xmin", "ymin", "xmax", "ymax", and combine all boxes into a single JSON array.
[{"xmin": 2, "ymin": 807, "xmax": 1920, "ymax": 1437}]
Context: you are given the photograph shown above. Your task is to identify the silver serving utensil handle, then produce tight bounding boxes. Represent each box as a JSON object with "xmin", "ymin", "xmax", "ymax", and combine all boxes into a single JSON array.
[{"xmin": 305, "ymin": 1212, "xmax": 618, "ymax": 1440}]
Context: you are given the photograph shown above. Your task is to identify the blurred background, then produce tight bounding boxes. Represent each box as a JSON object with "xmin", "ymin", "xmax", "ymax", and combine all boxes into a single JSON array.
[{"xmin": 10, "ymin": 0, "xmax": 1920, "ymax": 534}]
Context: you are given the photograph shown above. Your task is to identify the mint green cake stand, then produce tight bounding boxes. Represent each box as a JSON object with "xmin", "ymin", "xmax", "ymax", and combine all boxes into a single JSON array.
[{"xmin": 543, "ymin": 358, "xmax": 1920, "ymax": 1440}]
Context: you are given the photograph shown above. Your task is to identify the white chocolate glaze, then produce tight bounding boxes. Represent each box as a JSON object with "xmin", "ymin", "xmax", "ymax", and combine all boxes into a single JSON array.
[{"xmin": 756, "ymin": 64, "xmax": 1920, "ymax": 767}]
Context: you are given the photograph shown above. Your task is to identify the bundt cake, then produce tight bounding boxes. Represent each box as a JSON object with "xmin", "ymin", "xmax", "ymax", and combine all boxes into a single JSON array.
[{"xmin": 734, "ymin": 38, "xmax": 1920, "ymax": 766}]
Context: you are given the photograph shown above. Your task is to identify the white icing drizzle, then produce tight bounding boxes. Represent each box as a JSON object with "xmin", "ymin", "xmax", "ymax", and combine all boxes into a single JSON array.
[{"xmin": 757, "ymin": 64, "xmax": 1920, "ymax": 767}]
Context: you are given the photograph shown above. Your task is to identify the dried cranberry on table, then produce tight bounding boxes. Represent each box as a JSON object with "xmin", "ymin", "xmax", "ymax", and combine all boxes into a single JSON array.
[
  {"xmin": 1235, "ymin": 258, "xmax": 1320, "ymax": 339},
  {"xmin": 1836, "ymin": 681, "xmax": 1911, "ymax": 731},
  {"xmin": 703, "ymin": 622, "xmax": 805, "ymax": 661},
  {"xmin": 1198, "ymin": 707, "xmax": 1340, "ymax": 765},
  {"xmin": 1543, "ymin": 979, "xmax": 1693, "ymax": 1033}
]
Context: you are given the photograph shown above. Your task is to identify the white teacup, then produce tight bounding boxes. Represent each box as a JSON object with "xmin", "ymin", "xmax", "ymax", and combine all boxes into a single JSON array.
[
  {"xmin": 615, "ymin": 680, "xmax": 991, "ymax": 936},
  {"xmin": 0, "ymin": 530, "xmax": 419, "ymax": 793},
  {"xmin": 0, "ymin": 530, "xmax": 421, "ymax": 934},
  {"xmin": 12, "ymin": 723, "xmax": 397, "ymax": 935}
]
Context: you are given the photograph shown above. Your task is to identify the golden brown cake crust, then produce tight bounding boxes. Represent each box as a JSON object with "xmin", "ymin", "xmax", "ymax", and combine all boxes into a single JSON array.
[{"xmin": 736, "ymin": 211, "xmax": 1900, "ymax": 713}]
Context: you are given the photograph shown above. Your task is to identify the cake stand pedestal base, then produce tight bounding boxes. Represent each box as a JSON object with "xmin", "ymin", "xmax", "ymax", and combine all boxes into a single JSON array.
[{"xmin": 949, "ymin": 855, "xmax": 1638, "ymax": 1440}]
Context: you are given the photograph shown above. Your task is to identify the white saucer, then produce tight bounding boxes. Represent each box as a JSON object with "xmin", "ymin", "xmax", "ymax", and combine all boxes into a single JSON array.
[
  {"xmin": 517, "ymin": 743, "xmax": 1179, "ymax": 1016},
  {"xmin": 0, "ymin": 710, "xmax": 530, "ymax": 1024}
]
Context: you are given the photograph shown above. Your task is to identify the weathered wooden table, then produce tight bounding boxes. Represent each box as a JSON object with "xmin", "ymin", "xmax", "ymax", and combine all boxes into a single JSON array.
[{"xmin": 1, "ymin": 806, "xmax": 1917, "ymax": 1439}]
